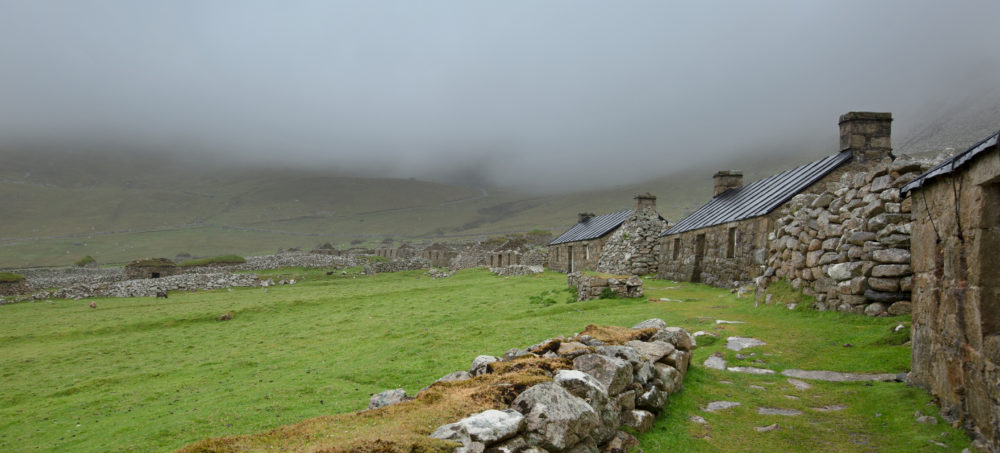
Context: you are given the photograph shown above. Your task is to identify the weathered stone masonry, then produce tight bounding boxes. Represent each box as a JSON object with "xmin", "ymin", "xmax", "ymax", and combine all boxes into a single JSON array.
[
  {"xmin": 596, "ymin": 194, "xmax": 667, "ymax": 276},
  {"xmin": 660, "ymin": 216, "xmax": 770, "ymax": 287},
  {"xmin": 904, "ymin": 131, "xmax": 1000, "ymax": 451}
]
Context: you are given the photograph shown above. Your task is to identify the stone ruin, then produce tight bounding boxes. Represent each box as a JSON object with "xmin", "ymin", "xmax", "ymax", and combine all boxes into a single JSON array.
[
  {"xmin": 597, "ymin": 193, "xmax": 667, "ymax": 276},
  {"xmin": 369, "ymin": 319, "xmax": 694, "ymax": 453},
  {"xmin": 0, "ymin": 275, "xmax": 32, "ymax": 297},
  {"xmin": 124, "ymin": 258, "xmax": 181, "ymax": 280},
  {"xmin": 568, "ymin": 272, "xmax": 643, "ymax": 301}
]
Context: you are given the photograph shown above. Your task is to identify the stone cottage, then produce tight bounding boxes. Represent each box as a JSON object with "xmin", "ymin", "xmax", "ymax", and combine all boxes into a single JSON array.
[
  {"xmin": 901, "ymin": 129, "xmax": 1000, "ymax": 450},
  {"xmin": 660, "ymin": 112, "xmax": 937, "ymax": 315},
  {"xmin": 548, "ymin": 194, "xmax": 667, "ymax": 274},
  {"xmin": 420, "ymin": 243, "xmax": 457, "ymax": 267},
  {"xmin": 124, "ymin": 258, "xmax": 180, "ymax": 280}
]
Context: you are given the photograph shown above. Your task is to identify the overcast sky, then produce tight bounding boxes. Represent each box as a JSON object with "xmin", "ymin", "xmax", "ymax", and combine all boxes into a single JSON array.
[{"xmin": 1, "ymin": 1, "xmax": 999, "ymax": 190}]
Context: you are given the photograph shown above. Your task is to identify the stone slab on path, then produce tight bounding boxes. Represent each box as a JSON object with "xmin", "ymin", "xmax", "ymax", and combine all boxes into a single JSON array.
[
  {"xmin": 727, "ymin": 337, "xmax": 766, "ymax": 351},
  {"xmin": 703, "ymin": 354, "xmax": 727, "ymax": 370},
  {"xmin": 787, "ymin": 378, "xmax": 812, "ymax": 390},
  {"xmin": 716, "ymin": 319, "xmax": 746, "ymax": 325},
  {"xmin": 758, "ymin": 407, "xmax": 803, "ymax": 416},
  {"xmin": 781, "ymin": 369, "xmax": 902, "ymax": 382},
  {"xmin": 704, "ymin": 401, "xmax": 742, "ymax": 412},
  {"xmin": 727, "ymin": 366, "xmax": 776, "ymax": 375},
  {"xmin": 812, "ymin": 404, "xmax": 848, "ymax": 412}
]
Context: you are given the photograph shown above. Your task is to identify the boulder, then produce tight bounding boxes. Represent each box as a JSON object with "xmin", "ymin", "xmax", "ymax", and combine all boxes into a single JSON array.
[
  {"xmin": 636, "ymin": 386, "xmax": 669, "ymax": 412},
  {"xmin": 593, "ymin": 345, "xmax": 643, "ymax": 367},
  {"xmin": 470, "ymin": 355, "xmax": 500, "ymax": 376},
  {"xmin": 872, "ymin": 248, "xmax": 910, "ymax": 264},
  {"xmin": 624, "ymin": 410, "xmax": 655, "ymax": 433},
  {"xmin": 651, "ymin": 327, "xmax": 694, "ymax": 351},
  {"xmin": 624, "ymin": 340, "xmax": 675, "ymax": 362},
  {"xmin": 430, "ymin": 409, "xmax": 525, "ymax": 447},
  {"xmin": 368, "ymin": 388, "xmax": 410, "ymax": 410},
  {"xmin": 828, "ymin": 262, "xmax": 863, "ymax": 281},
  {"xmin": 631, "ymin": 318, "xmax": 666, "ymax": 330},
  {"xmin": 652, "ymin": 363, "xmax": 682, "ymax": 394},
  {"xmin": 663, "ymin": 350, "xmax": 691, "ymax": 373},
  {"xmin": 573, "ymin": 354, "xmax": 634, "ymax": 396},
  {"xmin": 435, "ymin": 371, "xmax": 472, "ymax": 384},
  {"xmin": 511, "ymin": 382, "xmax": 600, "ymax": 451}
]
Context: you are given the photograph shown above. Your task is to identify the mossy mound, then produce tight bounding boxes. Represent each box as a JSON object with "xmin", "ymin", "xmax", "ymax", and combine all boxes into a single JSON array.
[
  {"xmin": 74, "ymin": 256, "xmax": 96, "ymax": 267},
  {"xmin": 0, "ymin": 272, "xmax": 26, "ymax": 283},
  {"xmin": 128, "ymin": 258, "xmax": 177, "ymax": 267}
]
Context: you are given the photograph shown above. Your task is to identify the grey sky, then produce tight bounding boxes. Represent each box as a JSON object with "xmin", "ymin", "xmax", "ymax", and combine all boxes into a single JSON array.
[{"xmin": 1, "ymin": 1, "xmax": 998, "ymax": 190}]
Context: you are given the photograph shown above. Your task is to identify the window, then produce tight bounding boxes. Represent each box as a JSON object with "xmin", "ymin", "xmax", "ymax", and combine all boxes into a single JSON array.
[
  {"xmin": 672, "ymin": 238, "xmax": 681, "ymax": 260},
  {"xmin": 727, "ymin": 227, "xmax": 737, "ymax": 258},
  {"xmin": 585, "ymin": 246, "xmax": 590, "ymax": 260}
]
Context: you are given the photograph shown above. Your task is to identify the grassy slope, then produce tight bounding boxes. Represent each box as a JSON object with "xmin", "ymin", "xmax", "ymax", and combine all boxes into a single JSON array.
[{"xmin": 0, "ymin": 269, "xmax": 972, "ymax": 452}]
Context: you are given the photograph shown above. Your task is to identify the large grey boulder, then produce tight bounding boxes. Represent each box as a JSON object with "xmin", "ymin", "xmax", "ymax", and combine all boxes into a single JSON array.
[
  {"xmin": 511, "ymin": 382, "xmax": 600, "ymax": 451},
  {"xmin": 554, "ymin": 370, "xmax": 619, "ymax": 445},
  {"xmin": 470, "ymin": 355, "xmax": 499, "ymax": 376},
  {"xmin": 430, "ymin": 409, "xmax": 525, "ymax": 449},
  {"xmin": 435, "ymin": 371, "xmax": 472, "ymax": 384},
  {"xmin": 663, "ymin": 349, "xmax": 691, "ymax": 372},
  {"xmin": 573, "ymin": 354, "xmax": 634, "ymax": 396},
  {"xmin": 652, "ymin": 363, "xmax": 682, "ymax": 394},
  {"xmin": 367, "ymin": 388, "xmax": 410, "ymax": 410},
  {"xmin": 631, "ymin": 318, "xmax": 667, "ymax": 330},
  {"xmin": 651, "ymin": 327, "xmax": 694, "ymax": 351},
  {"xmin": 636, "ymin": 386, "xmax": 669, "ymax": 412},
  {"xmin": 624, "ymin": 340, "xmax": 675, "ymax": 362},
  {"xmin": 593, "ymin": 345, "xmax": 643, "ymax": 367}
]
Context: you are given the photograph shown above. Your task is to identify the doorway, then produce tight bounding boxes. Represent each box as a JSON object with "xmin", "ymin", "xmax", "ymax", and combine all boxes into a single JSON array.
[
  {"xmin": 692, "ymin": 234, "xmax": 706, "ymax": 282},
  {"xmin": 568, "ymin": 246, "xmax": 575, "ymax": 273}
]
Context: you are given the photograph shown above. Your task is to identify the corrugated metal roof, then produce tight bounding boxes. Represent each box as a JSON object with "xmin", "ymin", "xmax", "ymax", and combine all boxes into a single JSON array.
[
  {"xmin": 549, "ymin": 210, "xmax": 633, "ymax": 245},
  {"xmin": 900, "ymin": 129, "xmax": 1000, "ymax": 196},
  {"xmin": 663, "ymin": 150, "xmax": 854, "ymax": 236}
]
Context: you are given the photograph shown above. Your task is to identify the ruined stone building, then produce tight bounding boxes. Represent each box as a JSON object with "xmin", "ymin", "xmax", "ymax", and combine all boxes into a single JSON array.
[
  {"xmin": 375, "ymin": 242, "xmax": 417, "ymax": 260},
  {"xmin": 420, "ymin": 243, "xmax": 457, "ymax": 267},
  {"xmin": 548, "ymin": 194, "xmax": 667, "ymax": 274},
  {"xmin": 659, "ymin": 112, "xmax": 938, "ymax": 316},
  {"xmin": 124, "ymin": 258, "xmax": 180, "ymax": 280},
  {"xmin": 901, "ymin": 129, "xmax": 1000, "ymax": 450}
]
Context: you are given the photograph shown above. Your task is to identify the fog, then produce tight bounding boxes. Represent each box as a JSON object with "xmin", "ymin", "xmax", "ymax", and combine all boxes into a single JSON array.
[{"xmin": 1, "ymin": 1, "xmax": 998, "ymax": 190}]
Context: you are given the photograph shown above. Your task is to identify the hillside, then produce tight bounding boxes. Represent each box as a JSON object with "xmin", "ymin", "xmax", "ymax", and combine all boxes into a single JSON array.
[{"xmin": 3, "ymin": 100, "xmax": 999, "ymax": 269}]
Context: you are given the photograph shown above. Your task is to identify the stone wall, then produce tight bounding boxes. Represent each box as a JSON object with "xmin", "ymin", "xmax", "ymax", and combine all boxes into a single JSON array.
[
  {"xmin": 597, "ymin": 207, "xmax": 667, "ymax": 276},
  {"xmin": 491, "ymin": 265, "xmax": 544, "ymax": 277},
  {"xmin": 658, "ymin": 216, "xmax": 770, "ymax": 288},
  {"xmin": 489, "ymin": 250, "xmax": 522, "ymax": 267},
  {"xmin": 908, "ymin": 145, "xmax": 1000, "ymax": 451},
  {"xmin": 370, "ymin": 319, "xmax": 694, "ymax": 452},
  {"xmin": 548, "ymin": 235, "xmax": 610, "ymax": 274},
  {"xmin": 0, "ymin": 280, "xmax": 32, "ymax": 296},
  {"xmin": 421, "ymin": 247, "xmax": 457, "ymax": 268},
  {"xmin": 124, "ymin": 259, "xmax": 181, "ymax": 280},
  {"xmin": 362, "ymin": 257, "xmax": 431, "ymax": 275},
  {"xmin": 567, "ymin": 272, "xmax": 643, "ymax": 301},
  {"xmin": 758, "ymin": 156, "xmax": 941, "ymax": 315}
]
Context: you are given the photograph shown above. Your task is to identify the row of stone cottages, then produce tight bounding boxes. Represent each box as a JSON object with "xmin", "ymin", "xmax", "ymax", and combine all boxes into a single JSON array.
[{"xmin": 546, "ymin": 110, "xmax": 1000, "ymax": 450}]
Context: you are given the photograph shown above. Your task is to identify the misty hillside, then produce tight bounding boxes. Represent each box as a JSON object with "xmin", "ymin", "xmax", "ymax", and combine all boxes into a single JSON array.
[{"xmin": 3, "ymin": 99, "xmax": 1000, "ymax": 269}]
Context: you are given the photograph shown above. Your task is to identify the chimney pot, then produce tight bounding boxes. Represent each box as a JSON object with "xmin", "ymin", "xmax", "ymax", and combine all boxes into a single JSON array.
[
  {"xmin": 578, "ymin": 212, "xmax": 596, "ymax": 223},
  {"xmin": 839, "ymin": 111, "xmax": 893, "ymax": 162},
  {"xmin": 713, "ymin": 171, "xmax": 743, "ymax": 197}
]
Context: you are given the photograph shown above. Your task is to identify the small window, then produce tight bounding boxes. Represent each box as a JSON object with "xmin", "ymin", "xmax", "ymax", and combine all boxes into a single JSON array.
[
  {"xmin": 672, "ymin": 238, "xmax": 680, "ymax": 260},
  {"xmin": 585, "ymin": 246, "xmax": 590, "ymax": 260},
  {"xmin": 727, "ymin": 227, "xmax": 737, "ymax": 258}
]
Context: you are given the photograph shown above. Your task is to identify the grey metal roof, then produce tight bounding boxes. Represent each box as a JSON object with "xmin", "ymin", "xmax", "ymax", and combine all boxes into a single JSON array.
[
  {"xmin": 663, "ymin": 150, "xmax": 854, "ymax": 236},
  {"xmin": 549, "ymin": 210, "xmax": 633, "ymax": 245},
  {"xmin": 900, "ymin": 129, "xmax": 1000, "ymax": 196}
]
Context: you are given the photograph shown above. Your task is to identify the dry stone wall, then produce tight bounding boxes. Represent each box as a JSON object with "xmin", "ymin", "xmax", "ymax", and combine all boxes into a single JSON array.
[
  {"xmin": 362, "ymin": 257, "xmax": 431, "ymax": 274},
  {"xmin": 370, "ymin": 320, "xmax": 694, "ymax": 453},
  {"xmin": 758, "ymin": 156, "xmax": 941, "ymax": 316},
  {"xmin": 597, "ymin": 208, "xmax": 666, "ymax": 276}
]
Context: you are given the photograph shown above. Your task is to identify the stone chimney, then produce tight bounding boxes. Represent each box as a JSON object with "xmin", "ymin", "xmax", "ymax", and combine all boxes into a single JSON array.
[
  {"xmin": 839, "ymin": 111, "xmax": 893, "ymax": 162},
  {"xmin": 713, "ymin": 171, "xmax": 743, "ymax": 197},
  {"xmin": 634, "ymin": 193, "xmax": 656, "ymax": 211},
  {"xmin": 578, "ymin": 212, "xmax": 595, "ymax": 223}
]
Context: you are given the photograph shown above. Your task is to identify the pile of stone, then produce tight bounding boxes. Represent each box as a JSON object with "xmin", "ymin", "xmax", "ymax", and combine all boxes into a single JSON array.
[
  {"xmin": 491, "ymin": 265, "xmax": 543, "ymax": 277},
  {"xmin": 362, "ymin": 257, "xmax": 431, "ymax": 275},
  {"xmin": 426, "ymin": 268, "xmax": 456, "ymax": 279},
  {"xmin": 449, "ymin": 243, "xmax": 492, "ymax": 270},
  {"xmin": 413, "ymin": 319, "xmax": 694, "ymax": 452},
  {"xmin": 13, "ymin": 267, "xmax": 125, "ymax": 289},
  {"xmin": 29, "ymin": 272, "xmax": 262, "ymax": 299},
  {"xmin": 760, "ymin": 154, "xmax": 943, "ymax": 316},
  {"xmin": 221, "ymin": 253, "xmax": 357, "ymax": 272},
  {"xmin": 568, "ymin": 272, "xmax": 643, "ymax": 301}
]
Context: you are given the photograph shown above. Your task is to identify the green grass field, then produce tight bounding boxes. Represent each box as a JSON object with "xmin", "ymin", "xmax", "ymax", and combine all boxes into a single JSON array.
[{"xmin": 0, "ymin": 269, "xmax": 972, "ymax": 452}]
